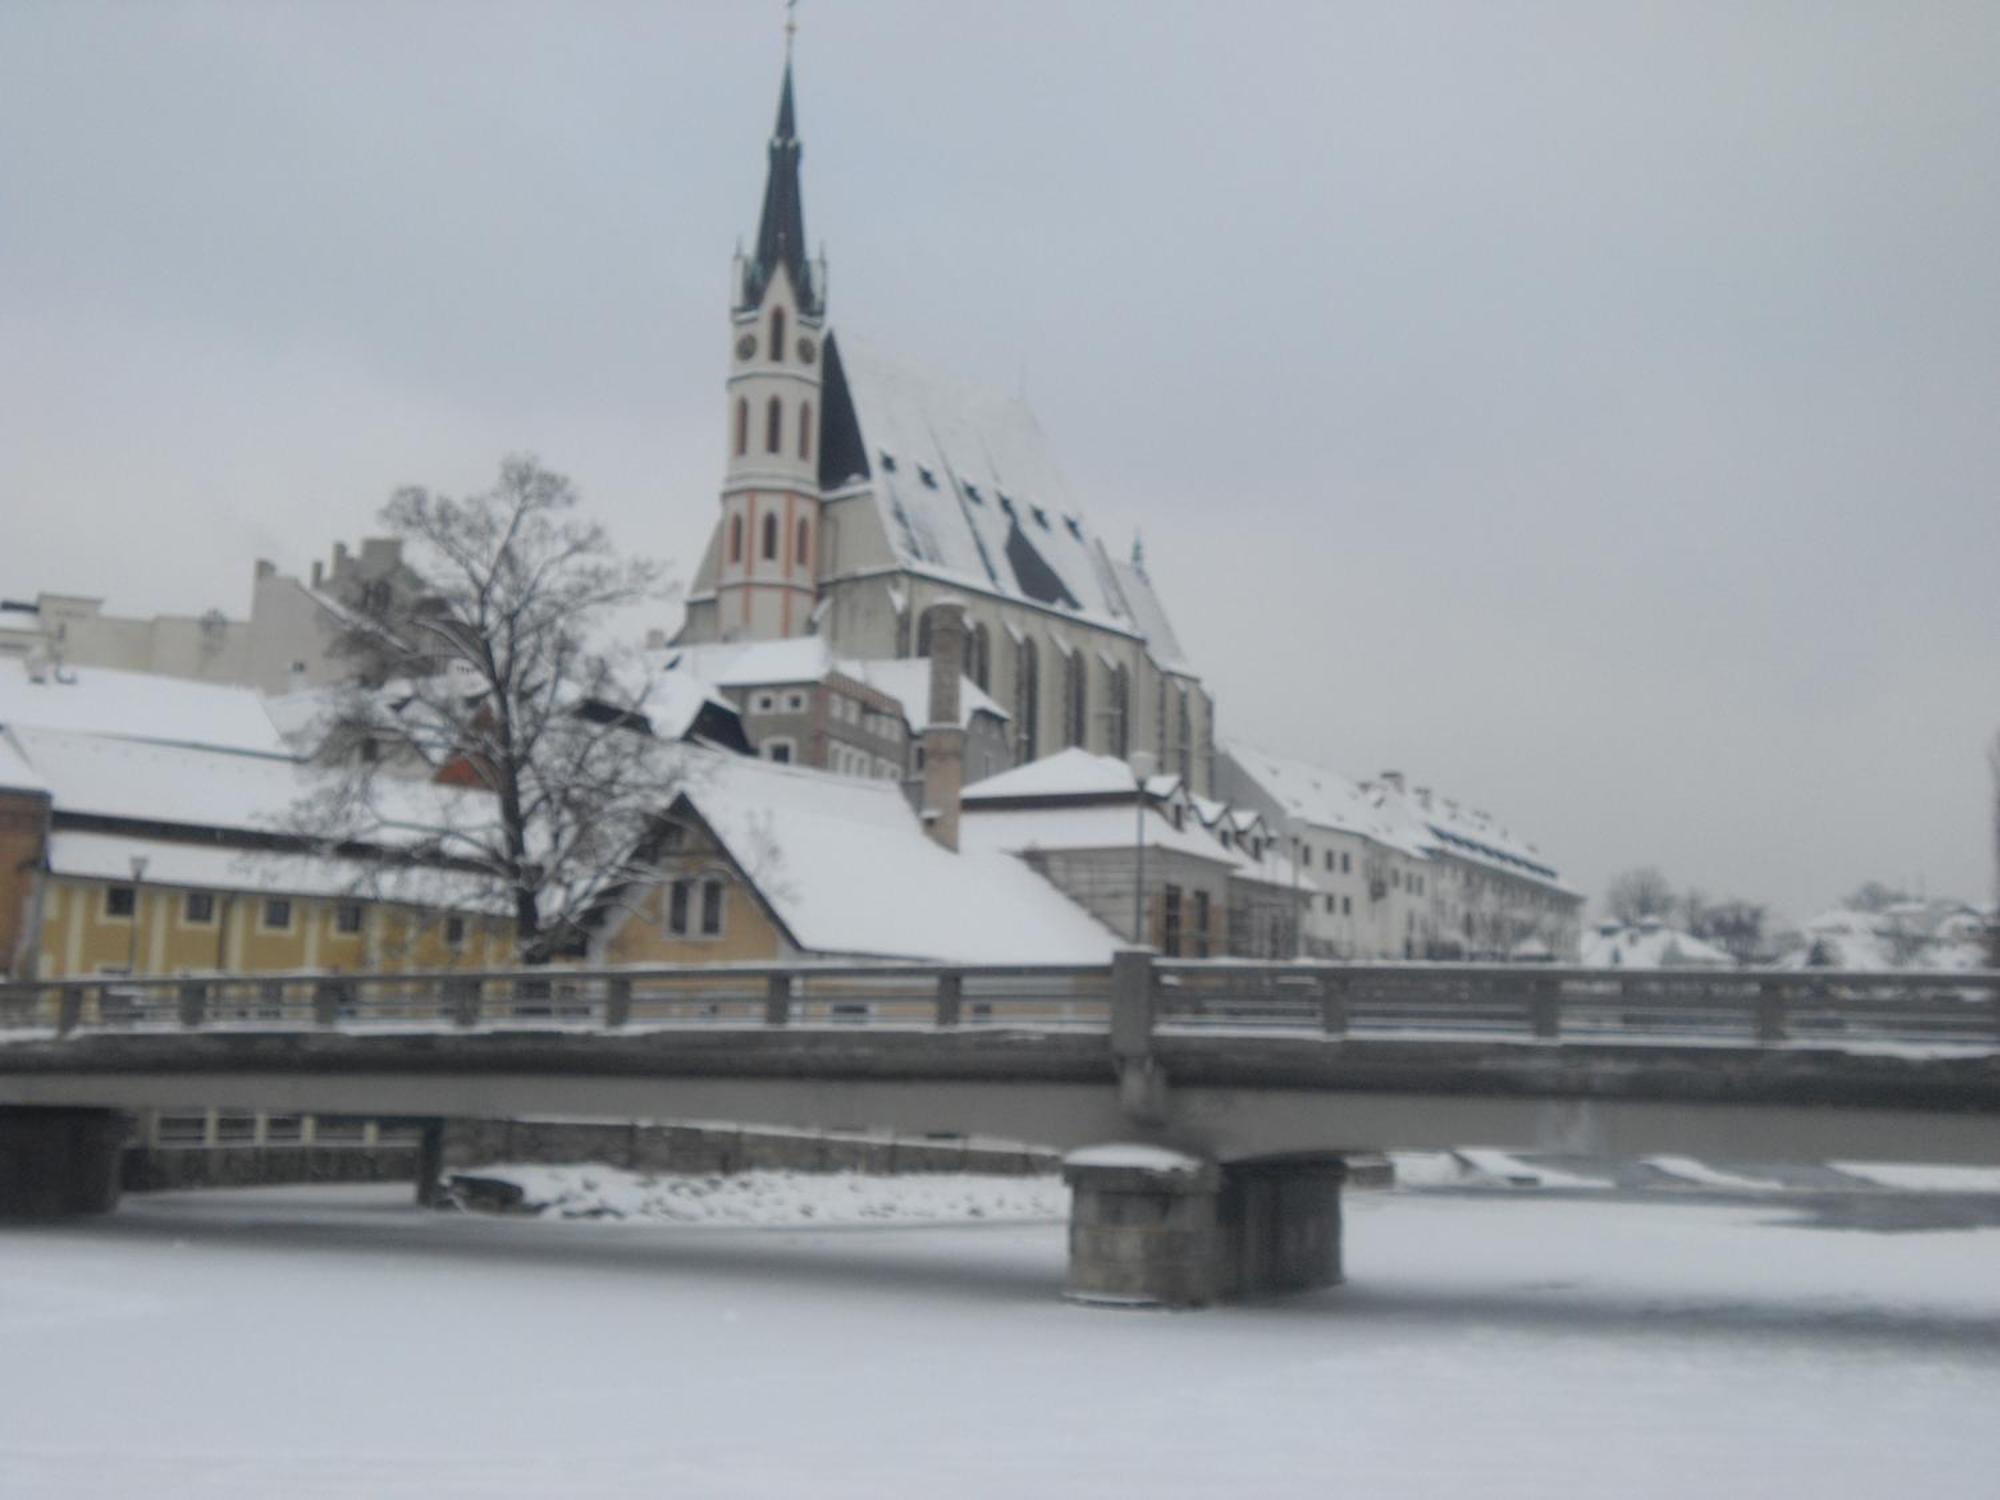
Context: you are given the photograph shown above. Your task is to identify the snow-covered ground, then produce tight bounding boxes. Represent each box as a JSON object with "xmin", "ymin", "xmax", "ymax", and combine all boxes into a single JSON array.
[
  {"xmin": 454, "ymin": 1162, "xmax": 1068, "ymax": 1224},
  {"xmin": 3, "ymin": 1180, "xmax": 1997, "ymax": 1498}
]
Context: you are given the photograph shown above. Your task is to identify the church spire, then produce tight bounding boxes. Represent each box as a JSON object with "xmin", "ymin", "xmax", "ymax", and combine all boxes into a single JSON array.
[{"xmin": 744, "ymin": 54, "xmax": 819, "ymax": 316}]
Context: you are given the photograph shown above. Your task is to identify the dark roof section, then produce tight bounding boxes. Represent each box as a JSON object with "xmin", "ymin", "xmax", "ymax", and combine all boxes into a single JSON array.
[
  {"xmin": 815, "ymin": 332, "xmax": 871, "ymax": 488},
  {"xmin": 1003, "ymin": 521, "xmax": 1080, "ymax": 610},
  {"xmin": 743, "ymin": 62, "xmax": 821, "ymax": 316}
]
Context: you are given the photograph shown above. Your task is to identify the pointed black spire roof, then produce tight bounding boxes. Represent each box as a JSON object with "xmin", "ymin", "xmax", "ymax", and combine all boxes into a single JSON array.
[{"xmin": 744, "ymin": 61, "xmax": 820, "ymax": 315}]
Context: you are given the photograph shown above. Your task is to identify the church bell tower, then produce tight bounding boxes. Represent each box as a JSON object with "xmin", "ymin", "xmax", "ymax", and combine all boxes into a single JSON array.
[{"xmin": 715, "ymin": 56, "xmax": 826, "ymax": 641}]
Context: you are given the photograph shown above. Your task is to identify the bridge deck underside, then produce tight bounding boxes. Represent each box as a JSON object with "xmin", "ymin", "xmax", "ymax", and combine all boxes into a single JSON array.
[{"xmin": 3, "ymin": 1029, "xmax": 1996, "ymax": 1166}]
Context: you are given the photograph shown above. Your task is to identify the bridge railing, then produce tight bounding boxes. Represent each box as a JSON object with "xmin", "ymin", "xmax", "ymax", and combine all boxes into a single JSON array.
[
  {"xmin": 0, "ymin": 962, "xmax": 1114, "ymax": 1038},
  {"xmin": 1151, "ymin": 961, "xmax": 2000, "ymax": 1047},
  {"xmin": 0, "ymin": 957, "xmax": 1994, "ymax": 1049}
]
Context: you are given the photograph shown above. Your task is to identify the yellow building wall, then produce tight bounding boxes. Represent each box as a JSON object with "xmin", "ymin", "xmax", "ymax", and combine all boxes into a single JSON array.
[
  {"xmin": 30, "ymin": 877, "xmax": 514, "ymax": 980},
  {"xmin": 600, "ymin": 869, "xmax": 787, "ymax": 966}
]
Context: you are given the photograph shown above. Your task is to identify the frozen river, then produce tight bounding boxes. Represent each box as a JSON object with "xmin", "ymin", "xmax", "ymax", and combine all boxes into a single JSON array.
[{"xmin": 2, "ymin": 1181, "xmax": 1996, "ymax": 1498}]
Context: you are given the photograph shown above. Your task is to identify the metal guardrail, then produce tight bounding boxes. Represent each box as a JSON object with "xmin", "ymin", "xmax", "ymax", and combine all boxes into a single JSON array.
[{"xmin": 0, "ymin": 958, "xmax": 1994, "ymax": 1050}]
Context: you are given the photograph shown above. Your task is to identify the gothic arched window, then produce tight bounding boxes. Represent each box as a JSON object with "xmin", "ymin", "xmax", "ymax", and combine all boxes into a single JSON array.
[
  {"xmin": 770, "ymin": 307, "xmax": 786, "ymax": 364},
  {"xmin": 799, "ymin": 401, "xmax": 813, "ymax": 461},
  {"xmin": 969, "ymin": 623, "xmax": 991, "ymax": 691},
  {"xmin": 1176, "ymin": 683, "xmax": 1193, "ymax": 784},
  {"xmin": 1062, "ymin": 651, "xmax": 1086, "ymax": 749},
  {"xmin": 1014, "ymin": 635, "xmax": 1040, "ymax": 762},
  {"xmin": 765, "ymin": 397, "xmax": 782, "ymax": 454},
  {"xmin": 734, "ymin": 398, "xmax": 748, "ymax": 456},
  {"xmin": 761, "ymin": 512, "xmax": 778, "ymax": 561},
  {"xmin": 1108, "ymin": 664, "xmax": 1130, "ymax": 758},
  {"xmin": 729, "ymin": 514, "xmax": 744, "ymax": 563}
]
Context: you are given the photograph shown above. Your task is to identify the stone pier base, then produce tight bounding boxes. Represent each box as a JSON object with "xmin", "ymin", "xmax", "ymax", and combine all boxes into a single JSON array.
[
  {"xmin": 0, "ymin": 1107, "xmax": 129, "ymax": 1219},
  {"xmin": 1063, "ymin": 1147, "xmax": 1345, "ymax": 1308}
]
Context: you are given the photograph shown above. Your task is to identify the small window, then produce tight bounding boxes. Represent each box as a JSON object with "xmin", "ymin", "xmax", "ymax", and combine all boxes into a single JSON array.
[
  {"xmin": 445, "ymin": 916, "xmax": 466, "ymax": 947},
  {"xmin": 734, "ymin": 398, "xmax": 748, "ymax": 456},
  {"xmin": 1064, "ymin": 516, "xmax": 1083, "ymax": 540},
  {"xmin": 334, "ymin": 902, "xmax": 363, "ymax": 934},
  {"xmin": 799, "ymin": 401, "xmax": 813, "ymax": 460},
  {"xmin": 262, "ymin": 897, "xmax": 294, "ymax": 931},
  {"xmin": 1192, "ymin": 890, "xmax": 1211, "ymax": 959},
  {"xmin": 184, "ymin": 891, "xmax": 216, "ymax": 925},
  {"xmin": 767, "ymin": 741, "xmax": 793, "ymax": 764},
  {"xmin": 1342, "ymin": 853, "xmax": 1352, "ymax": 874},
  {"xmin": 667, "ymin": 878, "xmax": 692, "ymax": 935},
  {"xmin": 765, "ymin": 397, "xmax": 783, "ymax": 454},
  {"xmin": 754, "ymin": 693, "xmax": 775, "ymax": 712},
  {"xmin": 1343, "ymin": 896, "xmax": 1353, "ymax": 916},
  {"xmin": 700, "ymin": 879, "xmax": 724, "ymax": 936},
  {"xmin": 1325, "ymin": 894, "xmax": 1335, "ymax": 913},
  {"xmin": 770, "ymin": 306, "xmax": 786, "ymax": 364},
  {"xmin": 879, "ymin": 451, "xmax": 897, "ymax": 472},
  {"xmin": 730, "ymin": 514, "xmax": 744, "ymax": 563},
  {"xmin": 917, "ymin": 465, "xmax": 937, "ymax": 489},
  {"xmin": 784, "ymin": 692, "xmax": 805, "ymax": 711},
  {"xmin": 1030, "ymin": 505, "xmax": 1049, "ymax": 529},
  {"xmin": 997, "ymin": 493, "xmax": 1015, "ymax": 517},
  {"xmin": 796, "ymin": 517, "xmax": 811, "ymax": 570},
  {"xmin": 761, "ymin": 512, "xmax": 779, "ymax": 560},
  {"xmin": 1162, "ymin": 884, "xmax": 1183, "ymax": 958},
  {"xmin": 963, "ymin": 482, "xmax": 983, "ymax": 504},
  {"xmin": 1324, "ymin": 849, "xmax": 1333, "ymax": 872},
  {"xmin": 105, "ymin": 886, "xmax": 135, "ymax": 919}
]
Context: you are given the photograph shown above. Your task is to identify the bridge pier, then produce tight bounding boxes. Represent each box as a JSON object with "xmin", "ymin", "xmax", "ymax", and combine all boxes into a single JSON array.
[
  {"xmin": 0, "ymin": 1106, "xmax": 129, "ymax": 1219},
  {"xmin": 1062, "ymin": 1147, "xmax": 1345, "ymax": 1308}
]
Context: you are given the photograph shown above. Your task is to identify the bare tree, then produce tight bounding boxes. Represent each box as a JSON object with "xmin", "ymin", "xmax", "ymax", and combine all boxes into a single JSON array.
[
  {"xmin": 1604, "ymin": 866, "xmax": 1674, "ymax": 923},
  {"xmin": 1844, "ymin": 880, "xmax": 1912, "ymax": 914},
  {"xmin": 1692, "ymin": 897, "xmax": 1767, "ymax": 965},
  {"xmin": 297, "ymin": 455, "xmax": 679, "ymax": 963}
]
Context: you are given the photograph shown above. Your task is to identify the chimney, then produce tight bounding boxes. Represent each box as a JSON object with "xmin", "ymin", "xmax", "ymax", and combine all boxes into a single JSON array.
[
  {"xmin": 920, "ymin": 600, "xmax": 968, "ymax": 851},
  {"xmin": 311, "ymin": 560, "xmax": 324, "ymax": 588},
  {"xmin": 1415, "ymin": 786, "xmax": 1432, "ymax": 810},
  {"xmin": 1380, "ymin": 771, "xmax": 1405, "ymax": 795}
]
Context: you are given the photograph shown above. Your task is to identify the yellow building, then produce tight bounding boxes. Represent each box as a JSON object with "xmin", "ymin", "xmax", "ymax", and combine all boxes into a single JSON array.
[{"xmin": 1, "ymin": 721, "xmax": 511, "ymax": 982}]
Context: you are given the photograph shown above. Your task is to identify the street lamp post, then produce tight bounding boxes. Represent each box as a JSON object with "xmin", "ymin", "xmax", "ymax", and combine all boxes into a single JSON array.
[
  {"xmin": 1130, "ymin": 751, "xmax": 1156, "ymax": 946},
  {"xmin": 126, "ymin": 855, "xmax": 150, "ymax": 975}
]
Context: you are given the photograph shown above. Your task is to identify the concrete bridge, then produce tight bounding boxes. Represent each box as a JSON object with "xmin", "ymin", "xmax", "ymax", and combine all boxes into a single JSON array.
[{"xmin": 3, "ymin": 955, "xmax": 1997, "ymax": 1305}]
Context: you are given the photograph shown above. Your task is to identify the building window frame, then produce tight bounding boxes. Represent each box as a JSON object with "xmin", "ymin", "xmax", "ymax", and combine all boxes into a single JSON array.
[
  {"xmin": 182, "ymin": 891, "xmax": 217, "ymax": 927},
  {"xmin": 259, "ymin": 897, "xmax": 295, "ymax": 933}
]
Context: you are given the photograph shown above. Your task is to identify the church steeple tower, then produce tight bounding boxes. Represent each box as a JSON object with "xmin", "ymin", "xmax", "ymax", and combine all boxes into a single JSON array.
[
  {"xmin": 742, "ymin": 61, "xmax": 821, "ymax": 317},
  {"xmin": 716, "ymin": 51, "xmax": 827, "ymax": 642}
]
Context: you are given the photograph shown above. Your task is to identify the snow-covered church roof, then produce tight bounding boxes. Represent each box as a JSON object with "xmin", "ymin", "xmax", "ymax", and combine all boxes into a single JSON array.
[{"xmin": 817, "ymin": 338, "xmax": 1194, "ymax": 672}]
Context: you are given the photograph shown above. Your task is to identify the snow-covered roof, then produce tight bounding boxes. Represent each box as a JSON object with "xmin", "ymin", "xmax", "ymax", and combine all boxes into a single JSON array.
[
  {"xmin": 675, "ymin": 750, "xmax": 1118, "ymax": 964},
  {"xmin": 628, "ymin": 671, "xmax": 743, "ymax": 743},
  {"xmin": 9, "ymin": 726, "xmax": 308, "ymax": 832},
  {"xmin": 653, "ymin": 637, "xmax": 833, "ymax": 689},
  {"xmin": 0, "ymin": 657, "xmax": 287, "ymax": 756},
  {"xmin": 1582, "ymin": 920, "xmax": 1734, "ymax": 970},
  {"xmin": 834, "ymin": 657, "xmax": 1007, "ymax": 729},
  {"xmin": 46, "ymin": 830, "xmax": 504, "ymax": 911},
  {"xmin": 1386, "ymin": 784, "xmax": 1568, "ymax": 888},
  {"xmin": 0, "ymin": 727, "xmax": 48, "ymax": 796},
  {"xmin": 963, "ymin": 747, "xmax": 1138, "ymax": 803},
  {"xmin": 959, "ymin": 801, "xmax": 1244, "ymax": 869},
  {"xmin": 826, "ymin": 342, "xmax": 1193, "ymax": 677},
  {"xmin": 1221, "ymin": 743, "xmax": 1431, "ymax": 857}
]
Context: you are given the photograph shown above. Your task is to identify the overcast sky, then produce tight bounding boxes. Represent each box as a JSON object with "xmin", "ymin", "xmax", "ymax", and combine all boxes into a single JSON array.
[{"xmin": 4, "ymin": 2, "xmax": 1996, "ymax": 922}]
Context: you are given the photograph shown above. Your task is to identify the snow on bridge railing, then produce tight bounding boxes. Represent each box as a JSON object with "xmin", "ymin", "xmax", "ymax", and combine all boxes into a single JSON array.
[
  {"xmin": 0, "ymin": 957, "xmax": 1995, "ymax": 1050},
  {"xmin": 1150, "ymin": 960, "xmax": 2000, "ymax": 1048},
  {"xmin": 0, "ymin": 961, "xmax": 1116, "ymax": 1038}
]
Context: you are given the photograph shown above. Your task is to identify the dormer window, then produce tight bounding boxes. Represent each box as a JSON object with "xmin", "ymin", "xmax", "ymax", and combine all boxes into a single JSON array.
[
  {"xmin": 879, "ymin": 452, "xmax": 897, "ymax": 473},
  {"xmin": 963, "ymin": 483, "xmax": 983, "ymax": 504},
  {"xmin": 1031, "ymin": 506, "xmax": 1050, "ymax": 530},
  {"xmin": 1064, "ymin": 516, "xmax": 1083, "ymax": 540},
  {"xmin": 917, "ymin": 466, "xmax": 938, "ymax": 489}
]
